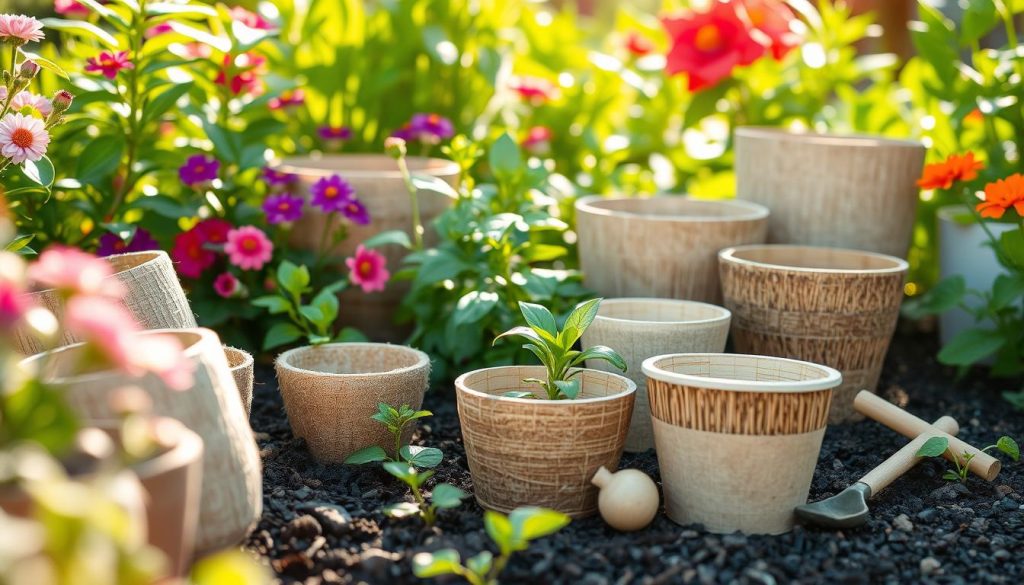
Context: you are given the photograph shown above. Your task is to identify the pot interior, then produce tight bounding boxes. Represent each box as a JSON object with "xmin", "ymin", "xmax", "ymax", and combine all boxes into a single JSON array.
[
  {"xmin": 275, "ymin": 155, "xmax": 458, "ymax": 178},
  {"xmin": 224, "ymin": 347, "xmax": 252, "ymax": 370},
  {"xmin": 724, "ymin": 246, "xmax": 906, "ymax": 273},
  {"xmin": 646, "ymin": 354, "xmax": 837, "ymax": 390},
  {"xmin": 459, "ymin": 366, "xmax": 632, "ymax": 401},
  {"xmin": 596, "ymin": 299, "xmax": 729, "ymax": 324},
  {"xmin": 105, "ymin": 251, "xmax": 162, "ymax": 273},
  {"xmin": 579, "ymin": 196, "xmax": 766, "ymax": 222},
  {"xmin": 279, "ymin": 344, "xmax": 427, "ymax": 376},
  {"xmin": 30, "ymin": 331, "xmax": 203, "ymax": 381}
]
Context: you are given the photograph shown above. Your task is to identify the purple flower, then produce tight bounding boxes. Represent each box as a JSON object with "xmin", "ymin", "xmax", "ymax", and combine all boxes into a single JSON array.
[
  {"xmin": 408, "ymin": 113, "xmax": 454, "ymax": 142},
  {"xmin": 96, "ymin": 228, "xmax": 160, "ymax": 257},
  {"xmin": 262, "ymin": 192, "xmax": 305, "ymax": 224},
  {"xmin": 340, "ymin": 197, "xmax": 371, "ymax": 225},
  {"xmin": 318, "ymin": 125, "xmax": 352, "ymax": 140},
  {"xmin": 309, "ymin": 174, "xmax": 355, "ymax": 213},
  {"xmin": 262, "ymin": 166, "xmax": 296, "ymax": 186},
  {"xmin": 389, "ymin": 124, "xmax": 414, "ymax": 141},
  {"xmin": 179, "ymin": 154, "xmax": 219, "ymax": 186}
]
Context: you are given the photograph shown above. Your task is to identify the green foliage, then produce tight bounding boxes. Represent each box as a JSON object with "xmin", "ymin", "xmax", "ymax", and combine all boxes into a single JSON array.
[{"xmin": 916, "ymin": 434, "xmax": 1020, "ymax": 483}]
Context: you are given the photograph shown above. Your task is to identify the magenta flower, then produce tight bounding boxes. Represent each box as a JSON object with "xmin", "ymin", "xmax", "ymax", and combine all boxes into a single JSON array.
[
  {"xmin": 310, "ymin": 174, "xmax": 355, "ymax": 213},
  {"xmin": 509, "ymin": 76, "xmax": 556, "ymax": 105},
  {"xmin": 522, "ymin": 126, "xmax": 553, "ymax": 156},
  {"xmin": 0, "ymin": 277, "xmax": 28, "ymax": 329},
  {"xmin": 145, "ymin": 22, "xmax": 173, "ymax": 38},
  {"xmin": 171, "ymin": 229, "xmax": 215, "ymax": 279},
  {"xmin": 28, "ymin": 246, "xmax": 123, "ymax": 298},
  {"xmin": 263, "ymin": 193, "xmax": 304, "ymax": 224},
  {"xmin": 225, "ymin": 226, "xmax": 273, "ymax": 271},
  {"xmin": 0, "ymin": 15, "xmax": 44, "ymax": 45},
  {"xmin": 179, "ymin": 154, "xmax": 219, "ymax": 186},
  {"xmin": 55, "ymin": 0, "xmax": 90, "ymax": 18},
  {"xmin": 213, "ymin": 272, "xmax": 241, "ymax": 298},
  {"xmin": 405, "ymin": 113, "xmax": 454, "ymax": 143},
  {"xmin": 230, "ymin": 6, "xmax": 275, "ymax": 30},
  {"xmin": 262, "ymin": 166, "xmax": 296, "ymax": 186},
  {"xmin": 318, "ymin": 125, "xmax": 352, "ymax": 140},
  {"xmin": 341, "ymin": 197, "xmax": 370, "ymax": 225},
  {"xmin": 97, "ymin": 228, "xmax": 160, "ymax": 257},
  {"xmin": 85, "ymin": 51, "xmax": 134, "ymax": 80},
  {"xmin": 268, "ymin": 89, "xmax": 305, "ymax": 110},
  {"xmin": 389, "ymin": 123, "xmax": 414, "ymax": 142},
  {"xmin": 346, "ymin": 245, "xmax": 389, "ymax": 293},
  {"xmin": 194, "ymin": 218, "xmax": 232, "ymax": 244}
]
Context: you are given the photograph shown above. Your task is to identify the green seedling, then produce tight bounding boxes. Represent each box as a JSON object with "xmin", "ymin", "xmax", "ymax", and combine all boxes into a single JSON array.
[{"xmin": 916, "ymin": 435, "xmax": 1020, "ymax": 483}]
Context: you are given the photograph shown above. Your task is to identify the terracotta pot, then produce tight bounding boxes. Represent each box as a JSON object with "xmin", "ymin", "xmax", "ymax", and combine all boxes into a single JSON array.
[
  {"xmin": 22, "ymin": 328, "xmax": 262, "ymax": 554},
  {"xmin": 580, "ymin": 298, "xmax": 731, "ymax": 453},
  {"xmin": 575, "ymin": 195, "xmax": 768, "ymax": 303},
  {"xmin": 13, "ymin": 250, "xmax": 197, "ymax": 356},
  {"xmin": 275, "ymin": 343, "xmax": 431, "ymax": 463},
  {"xmin": 224, "ymin": 346, "xmax": 255, "ymax": 418},
  {"xmin": 274, "ymin": 155, "xmax": 460, "ymax": 342},
  {"xmin": 455, "ymin": 366, "xmax": 636, "ymax": 518},
  {"xmin": 734, "ymin": 127, "xmax": 925, "ymax": 258},
  {"xmin": 643, "ymin": 353, "xmax": 841, "ymax": 535},
  {"xmin": 718, "ymin": 245, "xmax": 907, "ymax": 423}
]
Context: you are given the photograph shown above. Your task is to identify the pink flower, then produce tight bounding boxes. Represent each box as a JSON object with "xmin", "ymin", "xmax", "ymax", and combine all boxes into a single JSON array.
[
  {"xmin": 54, "ymin": 0, "xmax": 90, "ymax": 18},
  {"xmin": 215, "ymin": 53, "xmax": 265, "ymax": 96},
  {"xmin": 509, "ymin": 76, "xmax": 557, "ymax": 105},
  {"xmin": 268, "ymin": 89, "xmax": 304, "ymax": 110},
  {"xmin": 28, "ymin": 246, "xmax": 123, "ymax": 298},
  {"xmin": 0, "ymin": 113, "xmax": 50, "ymax": 164},
  {"xmin": 84, "ymin": 51, "xmax": 134, "ymax": 80},
  {"xmin": 230, "ymin": 6, "xmax": 275, "ymax": 30},
  {"xmin": 225, "ymin": 226, "xmax": 273, "ymax": 271},
  {"xmin": 0, "ymin": 15, "xmax": 44, "ymax": 45},
  {"xmin": 0, "ymin": 253, "xmax": 28, "ymax": 328},
  {"xmin": 346, "ymin": 245, "xmax": 389, "ymax": 293},
  {"xmin": 213, "ymin": 272, "xmax": 241, "ymax": 298},
  {"xmin": 10, "ymin": 91, "xmax": 52, "ymax": 117},
  {"xmin": 522, "ymin": 126, "xmax": 552, "ymax": 156}
]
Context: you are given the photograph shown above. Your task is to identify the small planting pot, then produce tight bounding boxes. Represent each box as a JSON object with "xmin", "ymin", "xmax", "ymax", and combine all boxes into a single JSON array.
[
  {"xmin": 580, "ymin": 298, "xmax": 731, "ymax": 452},
  {"xmin": 275, "ymin": 343, "xmax": 431, "ymax": 463},
  {"xmin": 224, "ymin": 346, "xmax": 255, "ymax": 418},
  {"xmin": 455, "ymin": 366, "xmax": 636, "ymax": 518},
  {"xmin": 575, "ymin": 195, "xmax": 768, "ymax": 303},
  {"xmin": 643, "ymin": 353, "xmax": 841, "ymax": 535},
  {"xmin": 735, "ymin": 127, "xmax": 925, "ymax": 258},
  {"xmin": 719, "ymin": 245, "xmax": 907, "ymax": 423}
]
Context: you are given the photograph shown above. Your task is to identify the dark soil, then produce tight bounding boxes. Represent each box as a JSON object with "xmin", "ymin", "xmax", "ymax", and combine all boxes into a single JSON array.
[{"xmin": 245, "ymin": 329, "xmax": 1024, "ymax": 585}]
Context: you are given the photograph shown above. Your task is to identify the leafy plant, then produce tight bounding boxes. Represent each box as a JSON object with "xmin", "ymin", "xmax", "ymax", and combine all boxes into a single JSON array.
[
  {"xmin": 916, "ymin": 434, "xmax": 1020, "ymax": 483},
  {"xmin": 493, "ymin": 299, "xmax": 625, "ymax": 400},
  {"xmin": 413, "ymin": 506, "xmax": 570, "ymax": 585}
]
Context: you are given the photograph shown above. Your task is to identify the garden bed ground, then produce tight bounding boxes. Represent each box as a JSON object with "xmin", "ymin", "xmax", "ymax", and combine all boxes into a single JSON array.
[{"xmin": 245, "ymin": 329, "xmax": 1024, "ymax": 585}]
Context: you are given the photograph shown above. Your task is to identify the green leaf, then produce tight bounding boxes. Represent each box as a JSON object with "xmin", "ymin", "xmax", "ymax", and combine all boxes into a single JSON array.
[
  {"xmin": 344, "ymin": 445, "xmax": 388, "ymax": 465},
  {"xmin": 400, "ymin": 445, "xmax": 443, "ymax": 469},
  {"xmin": 383, "ymin": 501, "xmax": 422, "ymax": 519},
  {"xmin": 902, "ymin": 276, "xmax": 965, "ymax": 319},
  {"xmin": 996, "ymin": 436, "xmax": 1020, "ymax": 461},
  {"xmin": 999, "ymin": 230, "xmax": 1024, "ymax": 270},
  {"xmin": 362, "ymin": 229, "xmax": 412, "ymax": 249},
  {"xmin": 131, "ymin": 194, "xmax": 196, "ymax": 218},
  {"xmin": 19, "ymin": 52, "xmax": 68, "ymax": 79},
  {"xmin": 277, "ymin": 261, "xmax": 310, "ymax": 294},
  {"xmin": 991, "ymin": 274, "xmax": 1024, "ymax": 310},
  {"xmin": 454, "ymin": 291, "xmax": 500, "ymax": 326},
  {"xmin": 572, "ymin": 345, "xmax": 626, "ymax": 372},
  {"xmin": 960, "ymin": 0, "xmax": 999, "ymax": 45},
  {"xmin": 146, "ymin": 2, "xmax": 218, "ymax": 17},
  {"xmin": 262, "ymin": 322, "xmax": 303, "ymax": 350},
  {"xmin": 299, "ymin": 305, "xmax": 326, "ymax": 327},
  {"xmin": 493, "ymin": 326, "xmax": 544, "ymax": 347},
  {"xmin": 5, "ymin": 234, "xmax": 34, "ymax": 253},
  {"xmin": 916, "ymin": 436, "xmax": 949, "ymax": 458},
  {"xmin": 383, "ymin": 462, "xmax": 419, "ymax": 486},
  {"xmin": 165, "ymin": 21, "xmax": 231, "ymax": 53},
  {"xmin": 431, "ymin": 483, "xmax": 467, "ymax": 509},
  {"xmin": 938, "ymin": 328, "xmax": 1005, "ymax": 366},
  {"xmin": 518, "ymin": 302, "xmax": 558, "ymax": 339},
  {"xmin": 42, "ymin": 18, "xmax": 120, "ymax": 48},
  {"xmin": 465, "ymin": 551, "xmax": 493, "ymax": 578},
  {"xmin": 335, "ymin": 327, "xmax": 368, "ymax": 342},
  {"xmin": 484, "ymin": 510, "xmax": 514, "ymax": 552},
  {"xmin": 21, "ymin": 156, "xmax": 54, "ymax": 188},
  {"xmin": 502, "ymin": 391, "xmax": 536, "ymax": 399},
  {"xmin": 411, "ymin": 174, "xmax": 459, "ymax": 199},
  {"xmin": 252, "ymin": 295, "xmax": 291, "ymax": 315},
  {"xmin": 559, "ymin": 298, "xmax": 602, "ymax": 349},
  {"xmin": 412, "ymin": 550, "xmax": 461, "ymax": 578},
  {"xmin": 311, "ymin": 289, "xmax": 340, "ymax": 324},
  {"xmin": 489, "ymin": 133, "xmax": 522, "ymax": 178},
  {"xmin": 942, "ymin": 470, "xmax": 962, "ymax": 482},
  {"xmin": 75, "ymin": 135, "xmax": 125, "ymax": 185},
  {"xmin": 509, "ymin": 507, "xmax": 570, "ymax": 541},
  {"xmin": 554, "ymin": 379, "xmax": 580, "ymax": 399},
  {"xmin": 142, "ymin": 82, "xmax": 193, "ymax": 126}
]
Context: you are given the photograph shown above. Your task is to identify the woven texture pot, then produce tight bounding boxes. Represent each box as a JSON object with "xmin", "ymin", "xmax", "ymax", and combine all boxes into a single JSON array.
[
  {"xmin": 23, "ymin": 328, "xmax": 262, "ymax": 554},
  {"xmin": 719, "ymin": 245, "xmax": 907, "ymax": 423},
  {"xmin": 225, "ymin": 346, "xmax": 254, "ymax": 418},
  {"xmin": 274, "ymin": 155, "xmax": 459, "ymax": 342},
  {"xmin": 455, "ymin": 366, "xmax": 636, "ymax": 518},
  {"xmin": 580, "ymin": 298, "xmax": 731, "ymax": 452},
  {"xmin": 575, "ymin": 196, "xmax": 768, "ymax": 303},
  {"xmin": 643, "ymin": 353, "xmax": 841, "ymax": 534},
  {"xmin": 275, "ymin": 343, "xmax": 430, "ymax": 463},
  {"xmin": 13, "ymin": 250, "xmax": 196, "ymax": 356},
  {"xmin": 735, "ymin": 127, "xmax": 925, "ymax": 258}
]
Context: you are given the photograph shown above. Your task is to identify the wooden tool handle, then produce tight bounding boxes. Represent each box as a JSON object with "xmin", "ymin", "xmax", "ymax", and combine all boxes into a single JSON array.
[
  {"xmin": 854, "ymin": 391, "xmax": 1002, "ymax": 481},
  {"xmin": 860, "ymin": 416, "xmax": 959, "ymax": 496}
]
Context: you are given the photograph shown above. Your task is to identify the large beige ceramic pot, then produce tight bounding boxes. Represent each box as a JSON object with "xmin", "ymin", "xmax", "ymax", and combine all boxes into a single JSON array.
[
  {"xmin": 734, "ymin": 127, "xmax": 925, "ymax": 258},
  {"xmin": 455, "ymin": 366, "xmax": 635, "ymax": 518},
  {"xmin": 580, "ymin": 298, "xmax": 731, "ymax": 452},
  {"xmin": 643, "ymin": 353, "xmax": 841, "ymax": 535},
  {"xmin": 575, "ymin": 196, "xmax": 768, "ymax": 304},
  {"xmin": 22, "ymin": 328, "xmax": 261, "ymax": 554},
  {"xmin": 718, "ymin": 245, "xmax": 908, "ymax": 423},
  {"xmin": 274, "ymin": 155, "xmax": 460, "ymax": 341}
]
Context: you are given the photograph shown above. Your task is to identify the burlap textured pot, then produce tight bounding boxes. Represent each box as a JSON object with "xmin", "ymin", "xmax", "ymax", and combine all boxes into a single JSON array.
[
  {"xmin": 275, "ymin": 155, "xmax": 459, "ymax": 341},
  {"xmin": 22, "ymin": 328, "xmax": 262, "ymax": 554},
  {"xmin": 275, "ymin": 343, "xmax": 430, "ymax": 463},
  {"xmin": 643, "ymin": 353, "xmax": 841, "ymax": 534},
  {"xmin": 455, "ymin": 366, "xmax": 636, "ymax": 518},
  {"xmin": 719, "ymin": 245, "xmax": 908, "ymax": 423},
  {"xmin": 13, "ymin": 250, "xmax": 197, "ymax": 356},
  {"xmin": 580, "ymin": 298, "xmax": 731, "ymax": 452},
  {"xmin": 224, "ymin": 346, "xmax": 255, "ymax": 418},
  {"xmin": 575, "ymin": 196, "xmax": 768, "ymax": 303},
  {"xmin": 735, "ymin": 127, "xmax": 925, "ymax": 258}
]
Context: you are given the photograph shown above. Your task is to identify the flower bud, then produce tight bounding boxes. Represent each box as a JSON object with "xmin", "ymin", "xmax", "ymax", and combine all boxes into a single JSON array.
[
  {"xmin": 18, "ymin": 60, "xmax": 39, "ymax": 79},
  {"xmin": 384, "ymin": 137, "xmax": 407, "ymax": 160},
  {"xmin": 51, "ymin": 90, "xmax": 73, "ymax": 113}
]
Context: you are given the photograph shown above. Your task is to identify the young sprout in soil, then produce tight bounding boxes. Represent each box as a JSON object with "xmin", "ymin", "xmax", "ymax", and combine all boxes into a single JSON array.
[
  {"xmin": 413, "ymin": 506, "xmax": 570, "ymax": 585},
  {"xmin": 345, "ymin": 403, "xmax": 466, "ymax": 525},
  {"xmin": 493, "ymin": 299, "xmax": 625, "ymax": 400},
  {"xmin": 916, "ymin": 435, "xmax": 1020, "ymax": 483}
]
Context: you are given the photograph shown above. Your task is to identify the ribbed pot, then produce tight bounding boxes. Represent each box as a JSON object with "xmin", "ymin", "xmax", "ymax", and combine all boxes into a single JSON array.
[
  {"xmin": 718, "ymin": 245, "xmax": 907, "ymax": 423},
  {"xmin": 580, "ymin": 298, "xmax": 731, "ymax": 452},
  {"xmin": 274, "ymin": 155, "xmax": 459, "ymax": 342},
  {"xmin": 275, "ymin": 343, "xmax": 430, "ymax": 463},
  {"xmin": 455, "ymin": 366, "xmax": 636, "ymax": 518},
  {"xmin": 734, "ymin": 127, "xmax": 925, "ymax": 258},
  {"xmin": 21, "ymin": 328, "xmax": 262, "ymax": 554},
  {"xmin": 575, "ymin": 196, "xmax": 768, "ymax": 303},
  {"xmin": 643, "ymin": 353, "xmax": 841, "ymax": 535},
  {"xmin": 225, "ymin": 346, "xmax": 255, "ymax": 418}
]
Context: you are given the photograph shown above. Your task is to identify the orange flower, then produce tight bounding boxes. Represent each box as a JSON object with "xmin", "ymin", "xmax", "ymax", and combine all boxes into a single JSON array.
[
  {"xmin": 977, "ymin": 174, "xmax": 1024, "ymax": 219},
  {"xmin": 916, "ymin": 152, "xmax": 984, "ymax": 190}
]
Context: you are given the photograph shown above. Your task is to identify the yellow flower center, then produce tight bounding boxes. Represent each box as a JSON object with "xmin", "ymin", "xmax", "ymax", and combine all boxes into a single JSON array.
[
  {"xmin": 359, "ymin": 260, "xmax": 373, "ymax": 275},
  {"xmin": 324, "ymin": 186, "xmax": 338, "ymax": 198}
]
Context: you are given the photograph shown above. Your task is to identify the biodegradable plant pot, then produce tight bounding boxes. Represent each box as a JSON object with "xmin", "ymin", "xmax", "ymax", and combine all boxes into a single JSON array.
[
  {"xmin": 275, "ymin": 155, "xmax": 460, "ymax": 341},
  {"xmin": 643, "ymin": 353, "xmax": 841, "ymax": 535},
  {"xmin": 575, "ymin": 196, "xmax": 768, "ymax": 304},
  {"xmin": 719, "ymin": 245, "xmax": 907, "ymax": 423},
  {"xmin": 22, "ymin": 328, "xmax": 262, "ymax": 554},
  {"xmin": 734, "ymin": 127, "xmax": 925, "ymax": 258},
  {"xmin": 224, "ymin": 346, "xmax": 255, "ymax": 418},
  {"xmin": 275, "ymin": 343, "xmax": 431, "ymax": 463},
  {"xmin": 580, "ymin": 298, "xmax": 731, "ymax": 453},
  {"xmin": 13, "ymin": 250, "xmax": 197, "ymax": 356},
  {"xmin": 455, "ymin": 366, "xmax": 636, "ymax": 518}
]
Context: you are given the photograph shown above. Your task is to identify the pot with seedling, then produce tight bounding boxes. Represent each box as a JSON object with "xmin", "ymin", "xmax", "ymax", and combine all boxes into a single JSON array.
[{"xmin": 455, "ymin": 298, "xmax": 636, "ymax": 518}]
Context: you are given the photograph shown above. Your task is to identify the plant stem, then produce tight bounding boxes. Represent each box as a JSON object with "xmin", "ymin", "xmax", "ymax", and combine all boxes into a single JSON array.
[{"xmin": 397, "ymin": 155, "xmax": 424, "ymax": 251}]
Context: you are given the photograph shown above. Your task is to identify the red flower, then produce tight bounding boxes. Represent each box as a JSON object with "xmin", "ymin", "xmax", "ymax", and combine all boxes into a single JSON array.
[
  {"xmin": 625, "ymin": 32, "xmax": 654, "ymax": 57},
  {"xmin": 85, "ymin": 51, "xmax": 134, "ymax": 80},
  {"xmin": 739, "ymin": 0, "xmax": 800, "ymax": 60},
  {"xmin": 171, "ymin": 229, "xmax": 216, "ymax": 279},
  {"xmin": 509, "ymin": 76, "xmax": 557, "ymax": 105},
  {"xmin": 662, "ymin": 1, "xmax": 765, "ymax": 91},
  {"xmin": 194, "ymin": 218, "xmax": 232, "ymax": 244},
  {"xmin": 215, "ymin": 53, "xmax": 265, "ymax": 96}
]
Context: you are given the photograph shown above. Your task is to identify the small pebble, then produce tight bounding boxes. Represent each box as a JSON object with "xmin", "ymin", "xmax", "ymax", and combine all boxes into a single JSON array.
[
  {"xmin": 893, "ymin": 514, "xmax": 914, "ymax": 532},
  {"xmin": 920, "ymin": 557, "xmax": 941, "ymax": 576}
]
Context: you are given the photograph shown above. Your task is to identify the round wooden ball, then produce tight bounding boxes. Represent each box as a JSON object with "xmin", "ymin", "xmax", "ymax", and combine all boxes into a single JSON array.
[{"xmin": 592, "ymin": 467, "xmax": 659, "ymax": 531}]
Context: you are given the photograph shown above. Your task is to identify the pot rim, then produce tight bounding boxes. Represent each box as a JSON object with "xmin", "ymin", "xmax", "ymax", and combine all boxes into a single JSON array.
[
  {"xmin": 575, "ymin": 195, "xmax": 769, "ymax": 223},
  {"xmin": 593, "ymin": 298, "xmax": 731, "ymax": 327},
  {"xmin": 223, "ymin": 345, "xmax": 254, "ymax": 372},
  {"xmin": 719, "ymin": 244, "xmax": 908, "ymax": 275},
  {"xmin": 25, "ymin": 250, "xmax": 169, "ymax": 299},
  {"xmin": 273, "ymin": 154, "xmax": 460, "ymax": 179},
  {"xmin": 642, "ymin": 353, "xmax": 841, "ymax": 393},
  {"xmin": 275, "ymin": 342, "xmax": 430, "ymax": 379},
  {"xmin": 735, "ymin": 126, "xmax": 924, "ymax": 149},
  {"xmin": 455, "ymin": 365, "xmax": 636, "ymax": 406}
]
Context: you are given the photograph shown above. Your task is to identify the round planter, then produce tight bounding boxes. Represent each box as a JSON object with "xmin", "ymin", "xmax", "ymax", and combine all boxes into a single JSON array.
[
  {"xmin": 21, "ymin": 328, "xmax": 262, "ymax": 554},
  {"xmin": 275, "ymin": 343, "xmax": 431, "ymax": 463},
  {"xmin": 455, "ymin": 366, "xmax": 636, "ymax": 518},
  {"xmin": 642, "ymin": 353, "xmax": 841, "ymax": 535},
  {"xmin": 575, "ymin": 196, "xmax": 768, "ymax": 304},
  {"xmin": 734, "ymin": 127, "xmax": 925, "ymax": 258},
  {"xmin": 718, "ymin": 245, "xmax": 907, "ymax": 423},
  {"xmin": 580, "ymin": 298, "xmax": 731, "ymax": 453},
  {"xmin": 225, "ymin": 346, "xmax": 255, "ymax": 418},
  {"xmin": 274, "ymin": 155, "xmax": 460, "ymax": 342}
]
